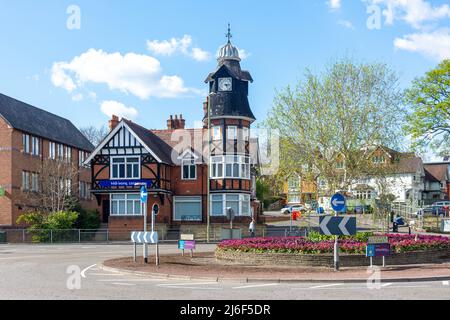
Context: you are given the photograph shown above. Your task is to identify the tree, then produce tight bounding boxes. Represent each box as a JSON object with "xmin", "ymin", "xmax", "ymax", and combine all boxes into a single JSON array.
[
  {"xmin": 79, "ymin": 125, "xmax": 108, "ymax": 146},
  {"xmin": 404, "ymin": 59, "xmax": 450, "ymax": 157},
  {"xmin": 264, "ymin": 58, "xmax": 405, "ymax": 196}
]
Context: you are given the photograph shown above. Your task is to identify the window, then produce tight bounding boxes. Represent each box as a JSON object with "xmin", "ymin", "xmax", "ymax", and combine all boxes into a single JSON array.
[
  {"xmin": 65, "ymin": 146, "xmax": 72, "ymax": 163},
  {"xmin": 31, "ymin": 173, "xmax": 39, "ymax": 192},
  {"xmin": 227, "ymin": 126, "xmax": 237, "ymax": 140},
  {"xmin": 182, "ymin": 159, "xmax": 196, "ymax": 180},
  {"xmin": 31, "ymin": 137, "xmax": 40, "ymax": 156},
  {"xmin": 49, "ymin": 142, "xmax": 56, "ymax": 159},
  {"xmin": 173, "ymin": 197, "xmax": 202, "ymax": 221},
  {"xmin": 210, "ymin": 156, "xmax": 251, "ymax": 179},
  {"xmin": 372, "ymin": 156, "xmax": 386, "ymax": 164},
  {"xmin": 22, "ymin": 134, "xmax": 30, "ymax": 154},
  {"xmin": 79, "ymin": 182, "xmax": 90, "ymax": 200},
  {"xmin": 212, "ymin": 126, "xmax": 222, "ymax": 141},
  {"xmin": 111, "ymin": 157, "xmax": 140, "ymax": 179},
  {"xmin": 79, "ymin": 150, "xmax": 85, "ymax": 167},
  {"xmin": 288, "ymin": 177, "xmax": 300, "ymax": 190},
  {"xmin": 356, "ymin": 191, "xmax": 372, "ymax": 200},
  {"xmin": 210, "ymin": 194, "xmax": 251, "ymax": 216},
  {"xmin": 110, "ymin": 194, "xmax": 141, "ymax": 216},
  {"xmin": 243, "ymin": 127, "xmax": 249, "ymax": 141},
  {"xmin": 336, "ymin": 162, "xmax": 345, "ymax": 169},
  {"xmin": 57, "ymin": 144, "xmax": 64, "ymax": 160},
  {"xmin": 22, "ymin": 171, "xmax": 30, "ymax": 191}
]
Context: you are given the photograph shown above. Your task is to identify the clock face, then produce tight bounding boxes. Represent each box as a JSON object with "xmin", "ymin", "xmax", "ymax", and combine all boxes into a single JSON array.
[{"xmin": 218, "ymin": 78, "xmax": 232, "ymax": 91}]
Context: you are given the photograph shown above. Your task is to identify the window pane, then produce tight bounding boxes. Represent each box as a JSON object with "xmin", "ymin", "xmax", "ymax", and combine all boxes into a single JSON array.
[
  {"xmin": 226, "ymin": 164, "xmax": 232, "ymax": 177},
  {"xmin": 190, "ymin": 165, "xmax": 196, "ymax": 179},
  {"xmin": 119, "ymin": 164, "xmax": 125, "ymax": 177},
  {"xmin": 118, "ymin": 201, "xmax": 125, "ymax": 214},
  {"xmin": 111, "ymin": 201, "xmax": 118, "ymax": 215},
  {"xmin": 113, "ymin": 158, "xmax": 125, "ymax": 163},
  {"xmin": 128, "ymin": 194, "xmax": 140, "ymax": 200},
  {"xmin": 112, "ymin": 194, "xmax": 126, "ymax": 200},
  {"xmin": 126, "ymin": 164, "xmax": 132, "ymax": 178},
  {"xmin": 134, "ymin": 201, "xmax": 141, "ymax": 215},
  {"xmin": 112, "ymin": 165, "xmax": 118, "ymax": 178},
  {"xmin": 133, "ymin": 164, "xmax": 139, "ymax": 178},
  {"xmin": 174, "ymin": 197, "xmax": 202, "ymax": 221},
  {"xmin": 233, "ymin": 163, "xmax": 239, "ymax": 177},
  {"xmin": 127, "ymin": 201, "xmax": 133, "ymax": 215},
  {"xmin": 128, "ymin": 157, "xmax": 139, "ymax": 163},
  {"xmin": 183, "ymin": 165, "xmax": 189, "ymax": 179}
]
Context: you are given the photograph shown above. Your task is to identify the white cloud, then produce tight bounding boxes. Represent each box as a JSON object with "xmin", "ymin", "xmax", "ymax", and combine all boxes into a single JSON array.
[
  {"xmin": 100, "ymin": 100, "xmax": 138, "ymax": 119},
  {"xmin": 394, "ymin": 28, "xmax": 450, "ymax": 61},
  {"xmin": 338, "ymin": 19, "xmax": 355, "ymax": 29},
  {"xmin": 369, "ymin": 0, "xmax": 450, "ymax": 29},
  {"xmin": 146, "ymin": 35, "xmax": 211, "ymax": 61},
  {"xmin": 328, "ymin": 0, "xmax": 342, "ymax": 10},
  {"xmin": 71, "ymin": 93, "xmax": 83, "ymax": 102},
  {"xmin": 51, "ymin": 49, "xmax": 199, "ymax": 99}
]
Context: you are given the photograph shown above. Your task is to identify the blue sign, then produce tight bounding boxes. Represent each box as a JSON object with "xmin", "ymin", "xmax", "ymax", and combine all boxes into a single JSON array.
[
  {"xmin": 366, "ymin": 243, "xmax": 391, "ymax": 257},
  {"xmin": 319, "ymin": 216, "xmax": 357, "ymax": 236},
  {"xmin": 98, "ymin": 179, "xmax": 152, "ymax": 188},
  {"xmin": 140, "ymin": 186, "xmax": 148, "ymax": 203},
  {"xmin": 331, "ymin": 193, "xmax": 346, "ymax": 212}
]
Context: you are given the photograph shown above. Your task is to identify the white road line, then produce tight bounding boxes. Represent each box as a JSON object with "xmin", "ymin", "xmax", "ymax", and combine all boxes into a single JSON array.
[
  {"xmin": 309, "ymin": 283, "xmax": 344, "ymax": 289},
  {"xmin": 157, "ymin": 282, "xmax": 218, "ymax": 287},
  {"xmin": 158, "ymin": 286, "xmax": 222, "ymax": 290},
  {"xmin": 381, "ymin": 283, "xmax": 393, "ymax": 288},
  {"xmin": 233, "ymin": 283, "xmax": 279, "ymax": 290},
  {"xmin": 88, "ymin": 273, "xmax": 125, "ymax": 276},
  {"xmin": 443, "ymin": 281, "xmax": 449, "ymax": 286},
  {"xmin": 80, "ymin": 264, "xmax": 97, "ymax": 278},
  {"xmin": 98, "ymin": 279, "xmax": 167, "ymax": 282},
  {"xmin": 111, "ymin": 282, "xmax": 136, "ymax": 286}
]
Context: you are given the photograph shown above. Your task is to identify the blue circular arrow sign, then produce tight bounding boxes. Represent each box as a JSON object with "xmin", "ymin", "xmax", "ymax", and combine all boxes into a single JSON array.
[
  {"xmin": 140, "ymin": 186, "xmax": 148, "ymax": 203},
  {"xmin": 331, "ymin": 193, "xmax": 346, "ymax": 212}
]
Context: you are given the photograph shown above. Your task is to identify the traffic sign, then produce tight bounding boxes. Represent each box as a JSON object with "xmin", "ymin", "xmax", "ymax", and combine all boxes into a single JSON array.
[
  {"xmin": 368, "ymin": 236, "xmax": 389, "ymax": 244},
  {"xmin": 319, "ymin": 216, "xmax": 356, "ymax": 236},
  {"xmin": 131, "ymin": 231, "xmax": 158, "ymax": 244},
  {"xmin": 178, "ymin": 240, "xmax": 196, "ymax": 250},
  {"xmin": 366, "ymin": 243, "xmax": 391, "ymax": 257},
  {"xmin": 331, "ymin": 193, "xmax": 346, "ymax": 212},
  {"xmin": 140, "ymin": 186, "xmax": 148, "ymax": 203},
  {"xmin": 152, "ymin": 203, "xmax": 159, "ymax": 216}
]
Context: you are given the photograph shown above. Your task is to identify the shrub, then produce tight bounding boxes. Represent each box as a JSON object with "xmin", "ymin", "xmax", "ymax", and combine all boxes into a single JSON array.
[{"xmin": 76, "ymin": 209, "xmax": 101, "ymax": 230}]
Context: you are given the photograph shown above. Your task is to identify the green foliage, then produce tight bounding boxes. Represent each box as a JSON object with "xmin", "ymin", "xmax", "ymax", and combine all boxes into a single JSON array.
[
  {"xmin": 46, "ymin": 211, "xmax": 79, "ymax": 230},
  {"xmin": 76, "ymin": 209, "xmax": 101, "ymax": 230},
  {"xmin": 404, "ymin": 59, "xmax": 450, "ymax": 156},
  {"xmin": 306, "ymin": 231, "xmax": 373, "ymax": 242}
]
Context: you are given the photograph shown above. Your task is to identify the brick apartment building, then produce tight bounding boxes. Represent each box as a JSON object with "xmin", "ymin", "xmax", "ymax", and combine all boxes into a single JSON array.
[
  {"xmin": 0, "ymin": 93, "xmax": 96, "ymax": 227},
  {"xmin": 84, "ymin": 37, "xmax": 261, "ymax": 235}
]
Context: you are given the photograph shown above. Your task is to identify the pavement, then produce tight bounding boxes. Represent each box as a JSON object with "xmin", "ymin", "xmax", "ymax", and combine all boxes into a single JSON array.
[{"xmin": 1, "ymin": 243, "xmax": 449, "ymax": 300}]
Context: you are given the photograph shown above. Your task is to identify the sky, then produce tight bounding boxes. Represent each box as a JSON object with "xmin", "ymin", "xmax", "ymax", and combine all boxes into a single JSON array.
[{"xmin": 0, "ymin": 0, "xmax": 449, "ymax": 159}]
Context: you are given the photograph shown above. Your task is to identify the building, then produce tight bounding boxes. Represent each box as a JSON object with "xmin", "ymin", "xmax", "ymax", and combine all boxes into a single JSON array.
[
  {"xmin": 85, "ymin": 33, "xmax": 260, "ymax": 236},
  {"xmin": 283, "ymin": 174, "xmax": 318, "ymax": 206},
  {"xmin": 0, "ymin": 93, "xmax": 96, "ymax": 227},
  {"xmin": 423, "ymin": 162, "xmax": 450, "ymax": 203}
]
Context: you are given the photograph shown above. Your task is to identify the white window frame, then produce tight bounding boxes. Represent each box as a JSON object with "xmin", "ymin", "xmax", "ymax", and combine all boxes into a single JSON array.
[
  {"xmin": 210, "ymin": 155, "xmax": 251, "ymax": 180},
  {"xmin": 227, "ymin": 126, "xmax": 237, "ymax": 140},
  {"xmin": 173, "ymin": 196, "xmax": 202, "ymax": 221},
  {"xmin": 181, "ymin": 159, "xmax": 197, "ymax": 180},
  {"xmin": 243, "ymin": 127, "xmax": 250, "ymax": 141},
  {"xmin": 212, "ymin": 126, "xmax": 222, "ymax": 141},
  {"xmin": 210, "ymin": 193, "xmax": 251, "ymax": 217},
  {"xmin": 49, "ymin": 142, "xmax": 56, "ymax": 160},
  {"xmin": 31, "ymin": 173, "xmax": 39, "ymax": 192},
  {"xmin": 57, "ymin": 144, "xmax": 64, "ymax": 160},
  {"xmin": 23, "ymin": 134, "xmax": 30, "ymax": 154},
  {"xmin": 110, "ymin": 193, "xmax": 142, "ymax": 216},
  {"xmin": 31, "ymin": 137, "xmax": 40, "ymax": 156},
  {"xmin": 110, "ymin": 156, "xmax": 141, "ymax": 180},
  {"xmin": 22, "ymin": 171, "xmax": 30, "ymax": 191},
  {"xmin": 65, "ymin": 146, "xmax": 72, "ymax": 163}
]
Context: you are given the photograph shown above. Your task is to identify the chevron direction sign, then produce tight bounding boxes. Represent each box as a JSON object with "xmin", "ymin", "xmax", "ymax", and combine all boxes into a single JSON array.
[
  {"xmin": 131, "ymin": 231, "xmax": 158, "ymax": 244},
  {"xmin": 319, "ymin": 216, "xmax": 357, "ymax": 236}
]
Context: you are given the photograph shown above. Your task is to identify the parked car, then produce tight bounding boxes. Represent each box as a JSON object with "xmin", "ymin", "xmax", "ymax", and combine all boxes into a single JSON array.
[
  {"xmin": 417, "ymin": 205, "xmax": 447, "ymax": 217},
  {"xmin": 432, "ymin": 201, "xmax": 450, "ymax": 208},
  {"xmin": 281, "ymin": 205, "xmax": 305, "ymax": 215}
]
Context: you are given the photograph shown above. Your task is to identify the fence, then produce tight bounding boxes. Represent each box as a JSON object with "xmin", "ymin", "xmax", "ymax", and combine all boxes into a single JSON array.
[{"xmin": 391, "ymin": 203, "xmax": 449, "ymax": 232}]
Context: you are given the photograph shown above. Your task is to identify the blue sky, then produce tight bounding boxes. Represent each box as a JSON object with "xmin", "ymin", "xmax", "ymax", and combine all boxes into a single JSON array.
[{"xmin": 0, "ymin": 0, "xmax": 449, "ymax": 142}]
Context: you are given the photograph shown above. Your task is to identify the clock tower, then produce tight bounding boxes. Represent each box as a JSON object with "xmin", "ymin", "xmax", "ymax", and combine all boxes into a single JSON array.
[{"xmin": 204, "ymin": 25, "xmax": 256, "ymax": 221}]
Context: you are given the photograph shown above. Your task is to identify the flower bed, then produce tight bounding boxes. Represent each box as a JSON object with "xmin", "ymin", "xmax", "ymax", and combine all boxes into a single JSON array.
[{"xmin": 217, "ymin": 234, "xmax": 450, "ymax": 255}]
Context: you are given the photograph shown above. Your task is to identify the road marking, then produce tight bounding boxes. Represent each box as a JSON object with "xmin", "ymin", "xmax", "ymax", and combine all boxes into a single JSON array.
[
  {"xmin": 88, "ymin": 273, "xmax": 125, "ymax": 276},
  {"xmin": 157, "ymin": 282, "xmax": 218, "ymax": 287},
  {"xmin": 233, "ymin": 283, "xmax": 279, "ymax": 290},
  {"xmin": 443, "ymin": 281, "xmax": 449, "ymax": 286},
  {"xmin": 80, "ymin": 264, "xmax": 97, "ymax": 278},
  {"xmin": 98, "ymin": 278, "xmax": 166, "ymax": 282},
  {"xmin": 309, "ymin": 283, "xmax": 343, "ymax": 289},
  {"xmin": 158, "ymin": 286, "xmax": 222, "ymax": 290},
  {"xmin": 381, "ymin": 283, "xmax": 393, "ymax": 288},
  {"xmin": 111, "ymin": 282, "xmax": 136, "ymax": 286}
]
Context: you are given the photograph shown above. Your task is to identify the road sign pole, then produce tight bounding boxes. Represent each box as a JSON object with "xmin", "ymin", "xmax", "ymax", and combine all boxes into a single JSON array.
[
  {"xmin": 334, "ymin": 209, "xmax": 340, "ymax": 272},
  {"xmin": 143, "ymin": 202, "xmax": 148, "ymax": 264}
]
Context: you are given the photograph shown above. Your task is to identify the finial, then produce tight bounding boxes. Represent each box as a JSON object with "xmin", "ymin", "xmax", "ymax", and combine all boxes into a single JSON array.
[{"xmin": 226, "ymin": 23, "xmax": 232, "ymax": 43}]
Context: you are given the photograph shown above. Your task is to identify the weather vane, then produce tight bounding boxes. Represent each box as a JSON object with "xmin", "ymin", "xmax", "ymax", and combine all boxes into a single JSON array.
[{"xmin": 226, "ymin": 23, "xmax": 232, "ymax": 43}]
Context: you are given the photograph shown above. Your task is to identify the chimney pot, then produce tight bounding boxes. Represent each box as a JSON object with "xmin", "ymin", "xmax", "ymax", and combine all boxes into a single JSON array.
[{"xmin": 109, "ymin": 114, "xmax": 120, "ymax": 131}]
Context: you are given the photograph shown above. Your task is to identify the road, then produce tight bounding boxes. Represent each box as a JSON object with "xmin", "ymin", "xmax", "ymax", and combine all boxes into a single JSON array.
[{"xmin": 0, "ymin": 244, "xmax": 449, "ymax": 300}]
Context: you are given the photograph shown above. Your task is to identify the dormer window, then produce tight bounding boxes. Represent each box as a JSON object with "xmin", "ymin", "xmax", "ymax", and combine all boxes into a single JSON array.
[{"xmin": 372, "ymin": 156, "xmax": 386, "ymax": 164}]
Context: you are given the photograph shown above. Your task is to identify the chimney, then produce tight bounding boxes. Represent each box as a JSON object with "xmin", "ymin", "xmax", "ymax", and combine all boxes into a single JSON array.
[
  {"xmin": 109, "ymin": 115, "xmax": 120, "ymax": 131},
  {"xmin": 167, "ymin": 114, "xmax": 185, "ymax": 130}
]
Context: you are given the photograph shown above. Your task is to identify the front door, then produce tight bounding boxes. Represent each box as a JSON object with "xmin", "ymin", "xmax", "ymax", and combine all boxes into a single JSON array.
[{"xmin": 102, "ymin": 200, "xmax": 110, "ymax": 224}]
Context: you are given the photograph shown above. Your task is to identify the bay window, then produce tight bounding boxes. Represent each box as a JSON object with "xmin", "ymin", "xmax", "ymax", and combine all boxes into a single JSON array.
[
  {"xmin": 212, "ymin": 126, "xmax": 222, "ymax": 141},
  {"xmin": 227, "ymin": 126, "xmax": 237, "ymax": 140},
  {"xmin": 173, "ymin": 196, "xmax": 202, "ymax": 221},
  {"xmin": 110, "ymin": 194, "xmax": 141, "ymax": 216},
  {"xmin": 210, "ymin": 194, "xmax": 251, "ymax": 216},
  {"xmin": 210, "ymin": 155, "xmax": 251, "ymax": 179},
  {"xmin": 111, "ymin": 157, "xmax": 140, "ymax": 179},
  {"xmin": 243, "ymin": 127, "xmax": 249, "ymax": 141}
]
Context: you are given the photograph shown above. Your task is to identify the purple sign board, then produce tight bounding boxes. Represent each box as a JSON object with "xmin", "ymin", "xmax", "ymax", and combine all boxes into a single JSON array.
[
  {"xmin": 98, "ymin": 179, "xmax": 152, "ymax": 188},
  {"xmin": 178, "ymin": 240, "xmax": 196, "ymax": 250},
  {"xmin": 366, "ymin": 243, "xmax": 391, "ymax": 257}
]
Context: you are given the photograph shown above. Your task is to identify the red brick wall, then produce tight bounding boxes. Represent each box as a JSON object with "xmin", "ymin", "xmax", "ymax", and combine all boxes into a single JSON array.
[{"xmin": 0, "ymin": 118, "xmax": 13, "ymax": 225}]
